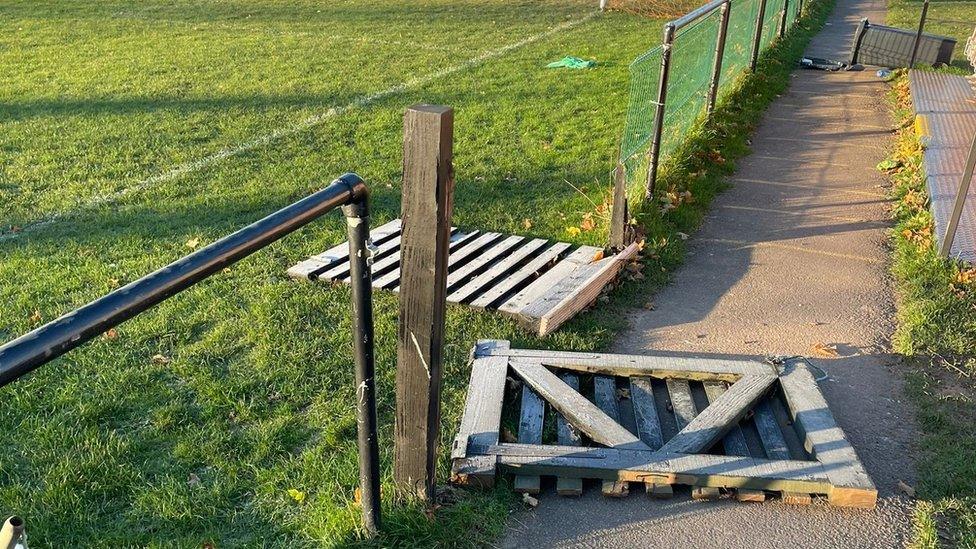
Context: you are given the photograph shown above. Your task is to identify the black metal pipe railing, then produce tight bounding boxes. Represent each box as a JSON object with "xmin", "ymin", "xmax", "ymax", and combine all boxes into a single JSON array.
[{"xmin": 0, "ymin": 172, "xmax": 382, "ymax": 535}]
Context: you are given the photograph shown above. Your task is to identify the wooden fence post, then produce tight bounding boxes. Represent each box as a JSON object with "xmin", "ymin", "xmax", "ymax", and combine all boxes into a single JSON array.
[{"xmin": 393, "ymin": 104, "xmax": 455, "ymax": 500}]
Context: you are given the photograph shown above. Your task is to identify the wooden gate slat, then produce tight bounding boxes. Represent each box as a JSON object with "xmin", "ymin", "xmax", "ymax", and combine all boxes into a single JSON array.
[
  {"xmin": 451, "ymin": 340, "xmax": 510, "ymax": 486},
  {"xmin": 511, "ymin": 361, "xmax": 648, "ymax": 451},
  {"xmin": 497, "ymin": 246, "xmax": 602, "ymax": 315},
  {"xmin": 630, "ymin": 376, "xmax": 672, "ymax": 498},
  {"xmin": 446, "ymin": 235, "xmax": 525, "ymax": 293},
  {"xmin": 704, "ymin": 381, "xmax": 765, "ymax": 502},
  {"xmin": 514, "ymin": 384, "xmax": 545, "ymax": 494},
  {"xmin": 519, "ymin": 242, "xmax": 639, "ymax": 336},
  {"xmin": 778, "ymin": 361, "xmax": 877, "ymax": 508},
  {"xmin": 665, "ymin": 379, "xmax": 721, "ymax": 499},
  {"xmin": 631, "ymin": 377, "xmax": 665, "ymax": 449},
  {"xmin": 660, "ymin": 375, "xmax": 775, "ymax": 455},
  {"xmin": 287, "ymin": 219, "xmax": 402, "ymax": 280},
  {"xmin": 448, "ymin": 238, "xmax": 550, "ymax": 303},
  {"xmin": 478, "ymin": 347, "xmax": 771, "ymax": 378},
  {"xmin": 754, "ymin": 400, "xmax": 790, "ymax": 460},
  {"xmin": 702, "ymin": 382, "xmax": 751, "ymax": 456},
  {"xmin": 556, "ymin": 373, "xmax": 584, "ymax": 497},
  {"xmin": 468, "ymin": 242, "xmax": 571, "ymax": 309},
  {"xmin": 592, "ymin": 375, "xmax": 630, "ymax": 497},
  {"xmin": 322, "ymin": 233, "xmax": 404, "ymax": 280},
  {"xmin": 374, "ymin": 229, "xmax": 479, "ymax": 289}
]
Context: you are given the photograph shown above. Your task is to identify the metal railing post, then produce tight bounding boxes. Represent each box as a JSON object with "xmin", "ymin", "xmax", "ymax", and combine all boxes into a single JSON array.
[
  {"xmin": 645, "ymin": 23, "xmax": 676, "ymax": 199},
  {"xmin": 941, "ymin": 131, "xmax": 976, "ymax": 257},
  {"xmin": 750, "ymin": 0, "xmax": 769, "ymax": 71},
  {"xmin": 707, "ymin": 1, "xmax": 732, "ymax": 116},
  {"xmin": 779, "ymin": 0, "xmax": 789, "ymax": 38},
  {"xmin": 908, "ymin": 0, "xmax": 929, "ymax": 67},
  {"xmin": 342, "ymin": 198, "xmax": 381, "ymax": 536}
]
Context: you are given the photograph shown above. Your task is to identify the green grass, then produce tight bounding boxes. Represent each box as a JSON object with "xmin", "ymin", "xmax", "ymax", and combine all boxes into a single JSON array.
[
  {"xmin": 886, "ymin": 0, "xmax": 976, "ymax": 70},
  {"xmin": 880, "ymin": 70, "xmax": 976, "ymax": 547},
  {"xmin": 0, "ymin": 0, "xmax": 832, "ymax": 545}
]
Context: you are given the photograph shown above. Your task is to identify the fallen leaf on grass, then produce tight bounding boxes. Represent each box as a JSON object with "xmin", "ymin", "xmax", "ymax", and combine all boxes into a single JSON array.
[
  {"xmin": 152, "ymin": 354, "xmax": 170, "ymax": 365},
  {"xmin": 185, "ymin": 237, "xmax": 201, "ymax": 250},
  {"xmin": 580, "ymin": 213, "xmax": 595, "ymax": 232},
  {"xmin": 103, "ymin": 328, "xmax": 118, "ymax": 340},
  {"xmin": 522, "ymin": 493, "xmax": 539, "ymax": 507},
  {"xmin": 288, "ymin": 488, "xmax": 306, "ymax": 504},
  {"xmin": 565, "ymin": 226, "xmax": 581, "ymax": 237},
  {"xmin": 187, "ymin": 473, "xmax": 201, "ymax": 487},
  {"xmin": 523, "ymin": 218, "xmax": 533, "ymax": 230},
  {"xmin": 811, "ymin": 342, "xmax": 839, "ymax": 358},
  {"xmin": 643, "ymin": 300, "xmax": 655, "ymax": 310},
  {"xmin": 897, "ymin": 480, "xmax": 916, "ymax": 498},
  {"xmin": 29, "ymin": 310, "xmax": 42, "ymax": 323}
]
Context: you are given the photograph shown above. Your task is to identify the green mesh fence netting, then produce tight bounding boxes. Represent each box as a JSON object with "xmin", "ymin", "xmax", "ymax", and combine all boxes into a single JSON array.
[{"xmin": 617, "ymin": 0, "xmax": 804, "ymax": 197}]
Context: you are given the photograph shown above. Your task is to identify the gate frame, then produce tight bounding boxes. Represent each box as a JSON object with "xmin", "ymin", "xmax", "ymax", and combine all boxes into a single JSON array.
[{"xmin": 451, "ymin": 340, "xmax": 877, "ymax": 509}]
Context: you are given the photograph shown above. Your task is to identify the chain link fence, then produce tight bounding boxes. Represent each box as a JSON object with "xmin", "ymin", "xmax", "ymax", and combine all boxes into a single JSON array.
[{"xmin": 616, "ymin": 0, "xmax": 805, "ymax": 199}]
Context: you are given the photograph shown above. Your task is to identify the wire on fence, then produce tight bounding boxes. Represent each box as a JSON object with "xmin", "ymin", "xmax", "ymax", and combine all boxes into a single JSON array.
[{"xmin": 617, "ymin": 0, "xmax": 804, "ymax": 198}]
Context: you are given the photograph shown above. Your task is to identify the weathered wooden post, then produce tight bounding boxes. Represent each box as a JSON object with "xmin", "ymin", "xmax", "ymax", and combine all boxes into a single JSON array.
[
  {"xmin": 609, "ymin": 163, "xmax": 629, "ymax": 251},
  {"xmin": 393, "ymin": 105, "xmax": 455, "ymax": 500}
]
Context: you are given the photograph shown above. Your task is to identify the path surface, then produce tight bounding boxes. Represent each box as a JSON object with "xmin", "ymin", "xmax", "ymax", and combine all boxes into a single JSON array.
[{"xmin": 500, "ymin": 0, "xmax": 919, "ymax": 546}]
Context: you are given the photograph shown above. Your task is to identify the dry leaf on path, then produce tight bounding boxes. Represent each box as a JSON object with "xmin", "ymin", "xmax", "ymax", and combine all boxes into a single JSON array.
[{"xmin": 811, "ymin": 342, "xmax": 839, "ymax": 358}]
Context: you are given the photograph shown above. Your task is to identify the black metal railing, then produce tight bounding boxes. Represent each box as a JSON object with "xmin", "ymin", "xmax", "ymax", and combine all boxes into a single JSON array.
[{"xmin": 0, "ymin": 173, "xmax": 382, "ymax": 534}]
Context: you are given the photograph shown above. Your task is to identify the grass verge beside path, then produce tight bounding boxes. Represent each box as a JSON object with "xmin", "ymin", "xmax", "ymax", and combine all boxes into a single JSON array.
[
  {"xmin": 881, "ymin": 72, "xmax": 976, "ymax": 547},
  {"xmin": 0, "ymin": 0, "xmax": 832, "ymax": 545}
]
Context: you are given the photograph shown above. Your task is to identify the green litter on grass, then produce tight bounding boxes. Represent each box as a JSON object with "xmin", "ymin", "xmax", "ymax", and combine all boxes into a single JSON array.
[{"xmin": 546, "ymin": 56, "xmax": 596, "ymax": 69}]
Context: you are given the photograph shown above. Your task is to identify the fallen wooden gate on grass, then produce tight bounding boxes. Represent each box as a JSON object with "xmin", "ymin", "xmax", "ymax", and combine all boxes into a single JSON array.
[
  {"xmin": 451, "ymin": 340, "xmax": 877, "ymax": 509},
  {"xmin": 289, "ymin": 220, "xmax": 640, "ymax": 336}
]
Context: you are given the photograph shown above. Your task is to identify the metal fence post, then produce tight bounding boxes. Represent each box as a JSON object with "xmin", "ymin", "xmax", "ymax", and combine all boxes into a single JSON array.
[
  {"xmin": 908, "ymin": 0, "xmax": 929, "ymax": 67},
  {"xmin": 342, "ymin": 197, "xmax": 381, "ymax": 536},
  {"xmin": 941, "ymin": 131, "xmax": 976, "ymax": 257},
  {"xmin": 778, "ymin": 0, "xmax": 789, "ymax": 37},
  {"xmin": 707, "ymin": 1, "xmax": 732, "ymax": 116},
  {"xmin": 645, "ymin": 23, "xmax": 676, "ymax": 199},
  {"xmin": 750, "ymin": 0, "xmax": 769, "ymax": 71}
]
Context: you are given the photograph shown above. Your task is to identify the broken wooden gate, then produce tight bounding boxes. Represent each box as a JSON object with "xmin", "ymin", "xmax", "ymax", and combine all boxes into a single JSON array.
[{"xmin": 451, "ymin": 340, "xmax": 876, "ymax": 509}]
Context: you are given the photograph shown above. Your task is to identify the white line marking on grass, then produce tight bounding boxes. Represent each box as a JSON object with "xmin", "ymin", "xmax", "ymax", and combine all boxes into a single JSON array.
[{"xmin": 1, "ymin": 12, "xmax": 598, "ymax": 243}]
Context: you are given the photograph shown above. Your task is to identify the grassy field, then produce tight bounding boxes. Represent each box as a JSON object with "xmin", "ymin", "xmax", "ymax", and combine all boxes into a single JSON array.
[
  {"xmin": 887, "ymin": 0, "xmax": 976, "ymax": 70},
  {"xmin": 0, "ymin": 0, "xmax": 832, "ymax": 545}
]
